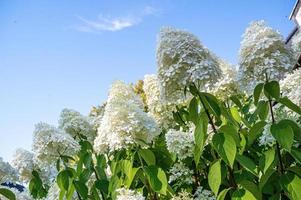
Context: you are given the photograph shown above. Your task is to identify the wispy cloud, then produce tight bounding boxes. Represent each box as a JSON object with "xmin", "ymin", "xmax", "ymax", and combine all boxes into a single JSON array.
[{"xmin": 75, "ymin": 6, "xmax": 159, "ymax": 33}]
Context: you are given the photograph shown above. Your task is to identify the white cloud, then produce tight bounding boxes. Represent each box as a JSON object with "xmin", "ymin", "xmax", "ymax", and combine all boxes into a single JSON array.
[{"xmin": 75, "ymin": 6, "xmax": 158, "ymax": 33}]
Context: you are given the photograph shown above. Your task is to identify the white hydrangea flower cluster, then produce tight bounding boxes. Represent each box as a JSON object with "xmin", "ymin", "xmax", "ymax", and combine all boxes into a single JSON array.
[
  {"xmin": 258, "ymin": 123, "xmax": 275, "ymax": 147},
  {"xmin": 94, "ymin": 81, "xmax": 159, "ymax": 154},
  {"xmin": 168, "ymin": 162, "xmax": 194, "ymax": 185},
  {"xmin": 280, "ymin": 68, "xmax": 301, "ymax": 108},
  {"xmin": 194, "ymin": 186, "xmax": 216, "ymax": 200},
  {"xmin": 238, "ymin": 20, "xmax": 293, "ymax": 93},
  {"xmin": 165, "ymin": 128, "xmax": 194, "ymax": 160},
  {"xmin": 58, "ymin": 108, "xmax": 96, "ymax": 142},
  {"xmin": 0, "ymin": 187, "xmax": 33, "ymax": 200},
  {"xmin": 11, "ymin": 148, "xmax": 55, "ymax": 184},
  {"xmin": 11, "ymin": 148, "xmax": 34, "ymax": 183},
  {"xmin": 171, "ymin": 191, "xmax": 193, "ymax": 200},
  {"xmin": 0, "ymin": 157, "xmax": 18, "ymax": 183},
  {"xmin": 143, "ymin": 74, "xmax": 174, "ymax": 129},
  {"xmin": 157, "ymin": 27, "xmax": 222, "ymax": 104},
  {"xmin": 32, "ymin": 122, "xmax": 80, "ymax": 166},
  {"xmin": 212, "ymin": 60, "xmax": 240, "ymax": 100},
  {"xmin": 290, "ymin": 30, "xmax": 301, "ymax": 59},
  {"xmin": 89, "ymin": 104, "xmax": 106, "ymax": 129},
  {"xmin": 116, "ymin": 188, "xmax": 145, "ymax": 200}
]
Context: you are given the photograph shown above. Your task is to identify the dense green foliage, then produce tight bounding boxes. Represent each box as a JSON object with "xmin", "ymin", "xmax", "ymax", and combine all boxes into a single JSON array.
[{"xmin": 23, "ymin": 78, "xmax": 301, "ymax": 200}]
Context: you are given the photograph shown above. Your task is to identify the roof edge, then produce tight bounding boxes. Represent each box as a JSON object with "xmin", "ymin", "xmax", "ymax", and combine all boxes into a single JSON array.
[{"xmin": 290, "ymin": 0, "xmax": 301, "ymax": 20}]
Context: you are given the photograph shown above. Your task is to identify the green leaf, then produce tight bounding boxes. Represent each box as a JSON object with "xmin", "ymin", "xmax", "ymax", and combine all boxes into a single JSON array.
[
  {"xmin": 232, "ymin": 188, "xmax": 257, "ymax": 200},
  {"xmin": 253, "ymin": 83, "xmax": 264, "ymax": 105},
  {"xmin": 278, "ymin": 119, "xmax": 301, "ymax": 143},
  {"xmin": 212, "ymin": 132, "xmax": 237, "ymax": 168},
  {"xmin": 255, "ymin": 101, "xmax": 269, "ymax": 121},
  {"xmin": 230, "ymin": 107, "xmax": 242, "ymax": 123},
  {"xmin": 239, "ymin": 180, "xmax": 262, "ymax": 200},
  {"xmin": 287, "ymin": 166, "xmax": 301, "ymax": 178},
  {"xmin": 280, "ymin": 172, "xmax": 301, "ymax": 200},
  {"xmin": 57, "ymin": 170, "xmax": 72, "ymax": 191},
  {"xmin": 189, "ymin": 97, "xmax": 199, "ymax": 124},
  {"xmin": 279, "ymin": 97, "xmax": 301, "ymax": 115},
  {"xmin": 0, "ymin": 188, "xmax": 16, "ymax": 200},
  {"xmin": 95, "ymin": 166, "xmax": 107, "ymax": 180},
  {"xmin": 202, "ymin": 92, "xmax": 221, "ymax": 117},
  {"xmin": 230, "ymin": 95, "xmax": 243, "ymax": 108},
  {"xmin": 208, "ymin": 159, "xmax": 222, "ymax": 196},
  {"xmin": 290, "ymin": 147, "xmax": 301, "ymax": 164},
  {"xmin": 194, "ymin": 112, "xmax": 208, "ymax": 166},
  {"xmin": 95, "ymin": 179, "xmax": 109, "ymax": 195},
  {"xmin": 219, "ymin": 124, "xmax": 240, "ymax": 147},
  {"xmin": 264, "ymin": 81, "xmax": 280, "ymax": 100},
  {"xmin": 236, "ymin": 154, "xmax": 258, "ymax": 176},
  {"xmin": 189, "ymin": 84, "xmax": 199, "ymax": 96},
  {"xmin": 259, "ymin": 148, "xmax": 275, "ymax": 174},
  {"xmin": 83, "ymin": 153, "xmax": 93, "ymax": 169},
  {"xmin": 247, "ymin": 121, "xmax": 266, "ymax": 146},
  {"xmin": 270, "ymin": 122, "xmax": 294, "ymax": 151},
  {"xmin": 144, "ymin": 165, "xmax": 167, "ymax": 195},
  {"xmin": 79, "ymin": 168, "xmax": 92, "ymax": 183},
  {"xmin": 120, "ymin": 160, "xmax": 139, "ymax": 187},
  {"xmin": 73, "ymin": 180, "xmax": 88, "ymax": 199},
  {"xmin": 139, "ymin": 149, "xmax": 156, "ymax": 166},
  {"xmin": 259, "ymin": 168, "xmax": 276, "ymax": 191},
  {"xmin": 217, "ymin": 188, "xmax": 231, "ymax": 200}
]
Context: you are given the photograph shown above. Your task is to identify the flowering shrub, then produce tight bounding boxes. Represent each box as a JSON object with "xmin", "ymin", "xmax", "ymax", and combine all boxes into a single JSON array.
[{"xmin": 1, "ymin": 22, "xmax": 301, "ymax": 200}]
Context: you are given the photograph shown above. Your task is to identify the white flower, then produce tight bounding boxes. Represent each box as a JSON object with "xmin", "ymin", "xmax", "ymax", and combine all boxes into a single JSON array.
[
  {"xmin": 290, "ymin": 30, "xmax": 301, "ymax": 60},
  {"xmin": 194, "ymin": 186, "xmax": 216, "ymax": 200},
  {"xmin": 11, "ymin": 148, "xmax": 55, "ymax": 184},
  {"xmin": 258, "ymin": 123, "xmax": 275, "ymax": 147},
  {"xmin": 169, "ymin": 162, "xmax": 194, "ymax": 185},
  {"xmin": 143, "ymin": 74, "xmax": 174, "ymax": 129},
  {"xmin": 32, "ymin": 122, "xmax": 80, "ymax": 166},
  {"xmin": 11, "ymin": 148, "xmax": 34, "ymax": 183},
  {"xmin": 58, "ymin": 108, "xmax": 96, "ymax": 142},
  {"xmin": 89, "ymin": 104, "xmax": 106, "ymax": 129},
  {"xmin": 212, "ymin": 60, "xmax": 240, "ymax": 100},
  {"xmin": 0, "ymin": 186, "xmax": 33, "ymax": 200},
  {"xmin": 0, "ymin": 157, "xmax": 18, "ymax": 183},
  {"xmin": 116, "ymin": 188, "xmax": 145, "ymax": 200},
  {"xmin": 157, "ymin": 27, "xmax": 222, "ymax": 104},
  {"xmin": 165, "ymin": 129, "xmax": 194, "ymax": 160},
  {"xmin": 280, "ymin": 68, "xmax": 301, "ymax": 108},
  {"xmin": 94, "ymin": 81, "xmax": 159, "ymax": 154},
  {"xmin": 171, "ymin": 191, "xmax": 193, "ymax": 200},
  {"xmin": 238, "ymin": 20, "xmax": 294, "ymax": 94}
]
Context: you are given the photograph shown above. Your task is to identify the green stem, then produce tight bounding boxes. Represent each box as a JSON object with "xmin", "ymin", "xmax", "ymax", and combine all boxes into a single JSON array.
[
  {"xmin": 265, "ymin": 73, "xmax": 284, "ymax": 175},
  {"xmin": 268, "ymin": 99, "xmax": 284, "ymax": 174}
]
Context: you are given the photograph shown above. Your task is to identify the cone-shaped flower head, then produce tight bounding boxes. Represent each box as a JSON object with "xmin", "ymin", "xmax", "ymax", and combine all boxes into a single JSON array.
[
  {"xmin": 58, "ymin": 108, "xmax": 96, "ymax": 142},
  {"xmin": 11, "ymin": 148, "xmax": 34, "ymax": 183},
  {"xmin": 94, "ymin": 81, "xmax": 159, "ymax": 154},
  {"xmin": 157, "ymin": 27, "xmax": 222, "ymax": 104},
  {"xmin": 143, "ymin": 74, "xmax": 174, "ymax": 129},
  {"xmin": 32, "ymin": 122, "xmax": 80, "ymax": 166},
  {"xmin": 238, "ymin": 20, "xmax": 294, "ymax": 93},
  {"xmin": 212, "ymin": 60, "xmax": 240, "ymax": 100}
]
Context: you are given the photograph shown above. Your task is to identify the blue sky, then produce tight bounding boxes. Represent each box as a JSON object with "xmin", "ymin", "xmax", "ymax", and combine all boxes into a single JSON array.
[{"xmin": 0, "ymin": 0, "xmax": 296, "ymax": 161}]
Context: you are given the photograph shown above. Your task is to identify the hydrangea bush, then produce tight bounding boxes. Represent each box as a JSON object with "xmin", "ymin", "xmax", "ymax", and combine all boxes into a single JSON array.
[{"xmin": 1, "ymin": 22, "xmax": 301, "ymax": 200}]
